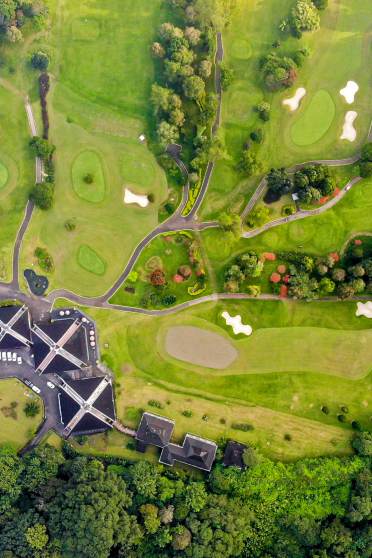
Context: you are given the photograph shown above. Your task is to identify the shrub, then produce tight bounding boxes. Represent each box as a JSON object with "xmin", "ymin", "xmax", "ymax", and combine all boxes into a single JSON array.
[
  {"xmin": 220, "ymin": 63, "xmax": 234, "ymax": 89},
  {"xmin": 126, "ymin": 440, "xmax": 136, "ymax": 450},
  {"xmin": 337, "ymin": 414, "xmax": 346, "ymax": 423},
  {"xmin": 148, "ymin": 193, "xmax": 155, "ymax": 203},
  {"xmin": 282, "ymin": 204, "xmax": 296, "ymax": 216},
  {"xmin": 321, "ymin": 405, "xmax": 329, "ymax": 414},
  {"xmin": 219, "ymin": 418, "xmax": 226, "ymax": 424},
  {"xmin": 351, "ymin": 420, "xmax": 362, "ymax": 431},
  {"xmin": 34, "ymin": 246, "xmax": 54, "ymax": 272},
  {"xmin": 162, "ymin": 294, "xmax": 177, "ymax": 306},
  {"xmin": 340, "ymin": 406, "xmax": 349, "ymax": 414},
  {"xmin": 29, "ymin": 182, "xmax": 54, "ymax": 210},
  {"xmin": 231, "ymin": 423, "xmax": 254, "ymax": 432},
  {"xmin": 148, "ymin": 399, "xmax": 164, "ymax": 409},
  {"xmin": 83, "ymin": 173, "xmax": 94, "ymax": 184},
  {"xmin": 64, "ymin": 219, "xmax": 76, "ymax": 232},
  {"xmin": 284, "ymin": 433, "xmax": 292, "ymax": 441},
  {"xmin": 250, "ymin": 129, "xmax": 264, "ymax": 143},
  {"xmin": 24, "ymin": 401, "xmax": 40, "ymax": 417},
  {"xmin": 182, "ymin": 409, "xmax": 193, "ymax": 418},
  {"xmin": 150, "ymin": 269, "xmax": 166, "ymax": 286},
  {"xmin": 31, "ymin": 50, "xmax": 49, "ymax": 70},
  {"xmin": 39, "ymin": 73, "xmax": 50, "ymax": 139}
]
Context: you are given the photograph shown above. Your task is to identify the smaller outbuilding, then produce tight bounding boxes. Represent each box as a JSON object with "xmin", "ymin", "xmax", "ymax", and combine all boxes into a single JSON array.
[
  {"xmin": 160, "ymin": 434, "xmax": 217, "ymax": 472},
  {"xmin": 135, "ymin": 412, "xmax": 175, "ymax": 452},
  {"xmin": 223, "ymin": 440, "xmax": 248, "ymax": 469}
]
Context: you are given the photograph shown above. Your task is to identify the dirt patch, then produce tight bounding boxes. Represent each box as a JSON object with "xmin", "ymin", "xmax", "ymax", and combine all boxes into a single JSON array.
[
  {"xmin": 121, "ymin": 363, "xmax": 133, "ymax": 374},
  {"xmin": 165, "ymin": 326, "xmax": 238, "ymax": 369}
]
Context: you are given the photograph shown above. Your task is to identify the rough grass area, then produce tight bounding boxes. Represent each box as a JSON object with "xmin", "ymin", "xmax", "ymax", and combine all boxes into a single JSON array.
[
  {"xmin": 20, "ymin": 0, "xmax": 168, "ymax": 297},
  {"xmin": 0, "ymin": 379, "xmax": 42, "ymax": 449},
  {"xmin": 77, "ymin": 244, "xmax": 106, "ymax": 275},
  {"xmin": 72, "ymin": 150, "xmax": 106, "ymax": 203},
  {"xmin": 290, "ymin": 90, "xmax": 336, "ymax": 146},
  {"xmin": 0, "ymin": 161, "xmax": 9, "ymax": 189},
  {"xmin": 54, "ymin": 299, "xmax": 372, "ymax": 461}
]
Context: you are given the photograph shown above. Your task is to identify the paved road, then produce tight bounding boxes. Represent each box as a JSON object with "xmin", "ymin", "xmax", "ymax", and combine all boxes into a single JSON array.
[
  {"xmin": 187, "ymin": 32, "xmax": 224, "ymax": 220},
  {"xmin": 11, "ymin": 201, "xmax": 34, "ymax": 290},
  {"xmin": 25, "ymin": 97, "xmax": 44, "ymax": 183},
  {"xmin": 0, "ymin": 357, "xmax": 65, "ymax": 454},
  {"xmin": 243, "ymin": 176, "xmax": 362, "ymax": 239}
]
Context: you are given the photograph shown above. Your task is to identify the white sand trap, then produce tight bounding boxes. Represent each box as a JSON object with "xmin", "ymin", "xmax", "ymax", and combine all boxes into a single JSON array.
[
  {"xmin": 356, "ymin": 301, "xmax": 372, "ymax": 318},
  {"xmin": 221, "ymin": 311, "xmax": 252, "ymax": 336},
  {"xmin": 124, "ymin": 188, "xmax": 149, "ymax": 208},
  {"xmin": 283, "ymin": 87, "xmax": 306, "ymax": 111},
  {"xmin": 165, "ymin": 325, "xmax": 237, "ymax": 369},
  {"xmin": 340, "ymin": 111, "xmax": 358, "ymax": 142},
  {"xmin": 340, "ymin": 81, "xmax": 359, "ymax": 104}
]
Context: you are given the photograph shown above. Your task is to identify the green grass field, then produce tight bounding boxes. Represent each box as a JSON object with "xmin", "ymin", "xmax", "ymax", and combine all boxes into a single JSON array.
[
  {"xmin": 70, "ymin": 298, "xmax": 371, "ymax": 461},
  {"xmin": 0, "ymin": 379, "xmax": 42, "ymax": 450},
  {"xmin": 291, "ymin": 90, "xmax": 336, "ymax": 146},
  {"xmin": 201, "ymin": 0, "xmax": 372, "ymax": 218},
  {"xmin": 19, "ymin": 0, "xmax": 169, "ymax": 297},
  {"xmin": 72, "ymin": 150, "xmax": 106, "ymax": 203},
  {"xmin": 0, "ymin": 161, "xmax": 9, "ymax": 190},
  {"xmin": 77, "ymin": 244, "xmax": 106, "ymax": 275}
]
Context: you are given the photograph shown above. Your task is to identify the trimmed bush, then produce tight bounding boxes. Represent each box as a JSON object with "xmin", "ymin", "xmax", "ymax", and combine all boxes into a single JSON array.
[
  {"xmin": 231, "ymin": 423, "xmax": 254, "ymax": 432},
  {"xmin": 148, "ymin": 399, "xmax": 164, "ymax": 409}
]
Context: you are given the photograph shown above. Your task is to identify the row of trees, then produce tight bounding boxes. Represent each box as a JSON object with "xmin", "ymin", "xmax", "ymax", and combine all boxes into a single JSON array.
[
  {"xmin": 28, "ymin": 137, "xmax": 55, "ymax": 209},
  {"xmin": 0, "ymin": 432, "xmax": 370, "ymax": 558},
  {"xmin": 0, "ymin": 0, "xmax": 46, "ymax": 42},
  {"xmin": 275, "ymin": 245, "xmax": 372, "ymax": 300},
  {"xmin": 151, "ymin": 0, "xmax": 234, "ymax": 174},
  {"xmin": 265, "ymin": 163, "xmax": 337, "ymax": 204}
]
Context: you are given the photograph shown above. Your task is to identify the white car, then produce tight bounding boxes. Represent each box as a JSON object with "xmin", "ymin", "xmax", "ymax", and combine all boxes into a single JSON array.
[
  {"xmin": 7, "ymin": 352, "xmax": 11, "ymax": 360},
  {"xmin": 12, "ymin": 353, "xmax": 17, "ymax": 362},
  {"xmin": 32, "ymin": 385, "xmax": 41, "ymax": 395},
  {"xmin": 17, "ymin": 357, "xmax": 22, "ymax": 364},
  {"xmin": 47, "ymin": 381, "xmax": 55, "ymax": 389},
  {"xmin": 2, "ymin": 352, "xmax": 6, "ymax": 360}
]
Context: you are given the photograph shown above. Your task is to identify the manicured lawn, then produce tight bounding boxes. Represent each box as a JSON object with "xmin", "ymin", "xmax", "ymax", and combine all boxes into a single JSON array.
[
  {"xmin": 71, "ymin": 150, "xmax": 106, "ymax": 203},
  {"xmin": 0, "ymin": 379, "xmax": 42, "ymax": 450},
  {"xmin": 20, "ymin": 0, "xmax": 169, "ymax": 297},
  {"xmin": 61, "ymin": 299, "xmax": 371, "ymax": 461},
  {"xmin": 0, "ymin": 161, "xmax": 9, "ymax": 189},
  {"xmin": 201, "ymin": 0, "xmax": 372, "ymax": 218},
  {"xmin": 290, "ymin": 90, "xmax": 336, "ymax": 146},
  {"xmin": 77, "ymin": 244, "xmax": 106, "ymax": 275}
]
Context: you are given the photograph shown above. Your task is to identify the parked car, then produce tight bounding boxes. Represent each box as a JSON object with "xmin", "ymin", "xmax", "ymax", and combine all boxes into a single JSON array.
[
  {"xmin": 25, "ymin": 379, "xmax": 32, "ymax": 387},
  {"xmin": 32, "ymin": 385, "xmax": 41, "ymax": 395},
  {"xmin": 47, "ymin": 381, "xmax": 55, "ymax": 389},
  {"xmin": 17, "ymin": 357, "xmax": 22, "ymax": 364}
]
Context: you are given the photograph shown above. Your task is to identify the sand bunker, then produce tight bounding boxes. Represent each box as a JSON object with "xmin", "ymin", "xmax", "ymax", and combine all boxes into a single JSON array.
[
  {"xmin": 340, "ymin": 81, "xmax": 359, "ymax": 104},
  {"xmin": 165, "ymin": 325, "xmax": 238, "ymax": 369},
  {"xmin": 340, "ymin": 111, "xmax": 357, "ymax": 142},
  {"xmin": 221, "ymin": 311, "xmax": 252, "ymax": 336},
  {"xmin": 124, "ymin": 188, "xmax": 149, "ymax": 207},
  {"xmin": 356, "ymin": 301, "xmax": 372, "ymax": 318},
  {"xmin": 283, "ymin": 87, "xmax": 306, "ymax": 111}
]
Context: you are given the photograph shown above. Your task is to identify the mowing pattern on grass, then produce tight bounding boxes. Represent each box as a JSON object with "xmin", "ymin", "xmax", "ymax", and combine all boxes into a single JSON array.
[
  {"xmin": 72, "ymin": 150, "xmax": 106, "ymax": 202},
  {"xmin": 291, "ymin": 90, "xmax": 336, "ymax": 146},
  {"xmin": 77, "ymin": 244, "xmax": 106, "ymax": 275},
  {"xmin": 0, "ymin": 161, "xmax": 9, "ymax": 189}
]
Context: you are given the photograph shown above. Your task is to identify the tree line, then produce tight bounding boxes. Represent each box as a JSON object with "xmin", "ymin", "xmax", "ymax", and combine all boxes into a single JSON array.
[{"xmin": 0, "ymin": 431, "xmax": 370, "ymax": 558}]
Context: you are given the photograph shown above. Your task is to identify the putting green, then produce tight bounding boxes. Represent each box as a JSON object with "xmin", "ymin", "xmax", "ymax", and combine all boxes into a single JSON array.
[
  {"xmin": 291, "ymin": 90, "xmax": 336, "ymax": 146},
  {"xmin": 121, "ymin": 152, "xmax": 155, "ymax": 186},
  {"xmin": 72, "ymin": 150, "xmax": 105, "ymax": 202},
  {"xmin": 230, "ymin": 38, "xmax": 252, "ymax": 60},
  {"xmin": 0, "ymin": 161, "xmax": 9, "ymax": 189},
  {"xmin": 77, "ymin": 244, "xmax": 106, "ymax": 275}
]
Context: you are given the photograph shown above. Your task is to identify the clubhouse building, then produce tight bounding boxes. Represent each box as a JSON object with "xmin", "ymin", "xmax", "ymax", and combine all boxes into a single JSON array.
[{"xmin": 0, "ymin": 304, "xmax": 116, "ymax": 438}]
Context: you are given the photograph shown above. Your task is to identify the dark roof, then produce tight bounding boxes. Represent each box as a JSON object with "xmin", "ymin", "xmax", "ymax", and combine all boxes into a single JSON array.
[
  {"xmin": 39, "ymin": 320, "xmax": 71, "ymax": 343},
  {"xmin": 43, "ymin": 354, "xmax": 77, "ymax": 374},
  {"xmin": 94, "ymin": 383, "xmax": 116, "ymax": 420},
  {"xmin": 59, "ymin": 391, "xmax": 80, "ymax": 425},
  {"xmin": 71, "ymin": 413, "xmax": 109, "ymax": 436},
  {"xmin": 160, "ymin": 434, "xmax": 217, "ymax": 472},
  {"xmin": 136, "ymin": 412, "xmax": 174, "ymax": 448},
  {"xmin": 0, "ymin": 306, "xmax": 31, "ymax": 349},
  {"xmin": 65, "ymin": 377, "xmax": 102, "ymax": 400},
  {"xmin": 223, "ymin": 441, "xmax": 247, "ymax": 469}
]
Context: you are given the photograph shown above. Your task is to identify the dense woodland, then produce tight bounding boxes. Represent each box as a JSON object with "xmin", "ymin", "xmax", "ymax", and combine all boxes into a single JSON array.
[{"xmin": 0, "ymin": 434, "xmax": 370, "ymax": 558}]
